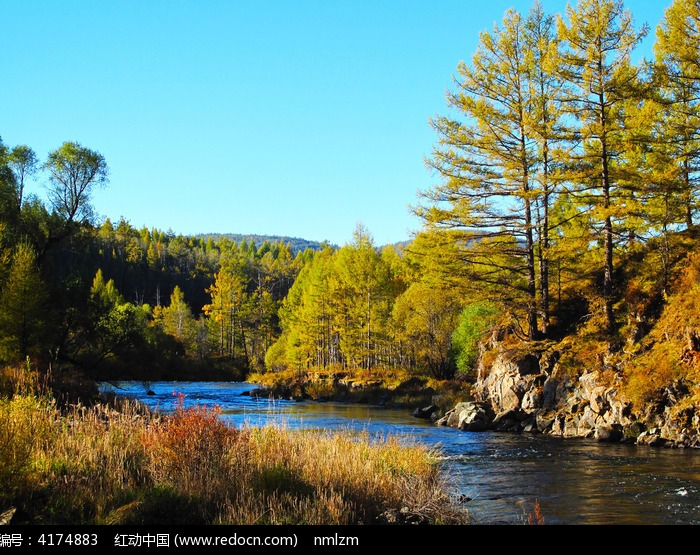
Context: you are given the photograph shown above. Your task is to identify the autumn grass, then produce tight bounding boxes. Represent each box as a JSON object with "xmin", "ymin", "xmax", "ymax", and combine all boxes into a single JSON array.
[{"xmin": 0, "ymin": 383, "xmax": 464, "ymax": 525}]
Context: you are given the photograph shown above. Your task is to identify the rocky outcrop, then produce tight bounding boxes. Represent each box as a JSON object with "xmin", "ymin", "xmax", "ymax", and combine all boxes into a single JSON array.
[{"xmin": 440, "ymin": 348, "xmax": 700, "ymax": 448}]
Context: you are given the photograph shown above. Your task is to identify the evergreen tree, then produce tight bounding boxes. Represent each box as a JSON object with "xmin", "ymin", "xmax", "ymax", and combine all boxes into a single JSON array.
[{"xmin": 0, "ymin": 242, "xmax": 46, "ymax": 361}]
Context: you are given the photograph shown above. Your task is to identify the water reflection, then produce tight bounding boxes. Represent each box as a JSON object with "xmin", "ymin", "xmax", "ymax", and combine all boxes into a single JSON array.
[{"xmin": 100, "ymin": 381, "xmax": 700, "ymax": 525}]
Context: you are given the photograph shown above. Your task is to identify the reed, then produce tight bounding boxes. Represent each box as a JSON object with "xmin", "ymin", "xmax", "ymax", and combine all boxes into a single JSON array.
[{"xmin": 0, "ymin": 385, "xmax": 464, "ymax": 525}]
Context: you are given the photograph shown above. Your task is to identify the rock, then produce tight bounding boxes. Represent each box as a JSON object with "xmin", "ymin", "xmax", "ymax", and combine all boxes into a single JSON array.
[
  {"xmin": 445, "ymin": 403, "xmax": 472, "ymax": 428},
  {"xmin": 542, "ymin": 377, "xmax": 564, "ymax": 409},
  {"xmin": 578, "ymin": 371, "xmax": 600, "ymax": 394},
  {"xmin": 595, "ymin": 424, "xmax": 623, "ymax": 442},
  {"xmin": 637, "ymin": 428, "xmax": 666, "ymax": 447},
  {"xmin": 412, "ymin": 405, "xmax": 436, "ymax": 420},
  {"xmin": 517, "ymin": 354, "xmax": 540, "ymax": 375},
  {"xmin": 563, "ymin": 416, "xmax": 580, "ymax": 438},
  {"xmin": 589, "ymin": 387, "xmax": 608, "ymax": 414},
  {"xmin": 522, "ymin": 388, "xmax": 543, "ymax": 411},
  {"xmin": 521, "ymin": 416, "xmax": 537, "ymax": 433},
  {"xmin": 492, "ymin": 409, "xmax": 522, "ymax": 432},
  {"xmin": 535, "ymin": 412, "xmax": 555, "ymax": 433},
  {"xmin": 435, "ymin": 414, "xmax": 450, "ymax": 427},
  {"xmin": 241, "ymin": 388, "xmax": 267, "ymax": 397},
  {"xmin": 146, "ymin": 389, "xmax": 156, "ymax": 396},
  {"xmin": 476, "ymin": 354, "xmax": 528, "ymax": 413},
  {"xmin": 578, "ymin": 406, "xmax": 601, "ymax": 435},
  {"xmin": 550, "ymin": 415, "xmax": 565, "ymax": 436},
  {"xmin": 622, "ymin": 421, "xmax": 645, "ymax": 443},
  {"xmin": 446, "ymin": 402, "xmax": 492, "ymax": 432}
]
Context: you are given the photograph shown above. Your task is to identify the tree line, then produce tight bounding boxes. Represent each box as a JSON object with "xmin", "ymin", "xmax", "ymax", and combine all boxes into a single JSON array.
[
  {"xmin": 0, "ymin": 141, "xmax": 307, "ymax": 377},
  {"xmin": 268, "ymin": 0, "xmax": 700, "ymax": 378}
]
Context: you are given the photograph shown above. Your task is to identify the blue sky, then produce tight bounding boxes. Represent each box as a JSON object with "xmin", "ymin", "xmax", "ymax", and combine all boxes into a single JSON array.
[{"xmin": 3, "ymin": 0, "xmax": 669, "ymax": 246}]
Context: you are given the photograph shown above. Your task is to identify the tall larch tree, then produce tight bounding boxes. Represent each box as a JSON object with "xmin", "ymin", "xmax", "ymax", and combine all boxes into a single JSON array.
[
  {"xmin": 420, "ymin": 7, "xmax": 558, "ymax": 339},
  {"xmin": 524, "ymin": 2, "xmax": 565, "ymax": 336},
  {"xmin": 654, "ymin": 0, "xmax": 700, "ymax": 229},
  {"xmin": 556, "ymin": 0, "xmax": 647, "ymax": 335}
]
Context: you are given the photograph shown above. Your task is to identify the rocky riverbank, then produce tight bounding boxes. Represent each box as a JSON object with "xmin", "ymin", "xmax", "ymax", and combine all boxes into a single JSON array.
[{"xmin": 423, "ymin": 347, "xmax": 700, "ymax": 448}]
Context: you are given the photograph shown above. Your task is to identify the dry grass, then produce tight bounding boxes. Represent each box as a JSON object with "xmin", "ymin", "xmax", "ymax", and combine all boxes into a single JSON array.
[
  {"xmin": 0, "ymin": 381, "xmax": 463, "ymax": 525},
  {"xmin": 623, "ymin": 252, "xmax": 700, "ymax": 407}
]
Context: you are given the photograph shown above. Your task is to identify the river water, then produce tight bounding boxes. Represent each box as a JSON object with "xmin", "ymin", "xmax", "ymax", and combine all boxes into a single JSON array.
[{"xmin": 100, "ymin": 381, "xmax": 700, "ymax": 525}]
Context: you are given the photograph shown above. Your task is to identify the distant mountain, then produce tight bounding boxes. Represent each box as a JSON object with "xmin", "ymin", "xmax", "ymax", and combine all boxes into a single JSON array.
[{"xmin": 196, "ymin": 233, "xmax": 334, "ymax": 253}]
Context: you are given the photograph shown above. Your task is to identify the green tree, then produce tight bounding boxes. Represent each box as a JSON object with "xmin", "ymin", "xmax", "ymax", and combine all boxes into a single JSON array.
[
  {"xmin": 157, "ymin": 286, "xmax": 196, "ymax": 354},
  {"xmin": 0, "ymin": 242, "xmax": 46, "ymax": 361},
  {"xmin": 392, "ymin": 281, "xmax": 461, "ymax": 379},
  {"xmin": 333, "ymin": 225, "xmax": 392, "ymax": 369},
  {"xmin": 8, "ymin": 145, "xmax": 37, "ymax": 212},
  {"xmin": 203, "ymin": 268, "xmax": 249, "ymax": 361},
  {"xmin": 451, "ymin": 302, "xmax": 499, "ymax": 378},
  {"xmin": 44, "ymin": 141, "xmax": 108, "ymax": 224}
]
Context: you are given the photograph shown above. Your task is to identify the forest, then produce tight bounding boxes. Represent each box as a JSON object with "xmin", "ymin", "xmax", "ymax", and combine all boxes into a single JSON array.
[{"xmin": 1, "ymin": 0, "xmax": 700, "ymax": 412}]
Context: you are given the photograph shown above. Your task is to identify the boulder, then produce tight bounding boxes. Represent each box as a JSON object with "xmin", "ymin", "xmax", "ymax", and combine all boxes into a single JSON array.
[
  {"xmin": 637, "ymin": 428, "xmax": 666, "ymax": 447},
  {"xmin": 445, "ymin": 402, "xmax": 492, "ymax": 432},
  {"xmin": 589, "ymin": 387, "xmax": 608, "ymax": 414},
  {"xmin": 550, "ymin": 415, "xmax": 565, "ymax": 436},
  {"xmin": 412, "ymin": 405, "xmax": 437, "ymax": 420},
  {"xmin": 563, "ymin": 416, "xmax": 580, "ymax": 438},
  {"xmin": 542, "ymin": 376, "xmax": 572, "ymax": 410},
  {"xmin": 521, "ymin": 415, "xmax": 539, "ymax": 433},
  {"xmin": 435, "ymin": 414, "xmax": 450, "ymax": 427},
  {"xmin": 595, "ymin": 424, "xmax": 623, "ymax": 442},
  {"xmin": 476, "ymin": 354, "xmax": 527, "ymax": 413},
  {"xmin": 492, "ymin": 409, "xmax": 523, "ymax": 432},
  {"xmin": 522, "ymin": 388, "xmax": 543, "ymax": 411},
  {"xmin": 578, "ymin": 406, "xmax": 601, "ymax": 435},
  {"xmin": 622, "ymin": 421, "xmax": 645, "ymax": 443}
]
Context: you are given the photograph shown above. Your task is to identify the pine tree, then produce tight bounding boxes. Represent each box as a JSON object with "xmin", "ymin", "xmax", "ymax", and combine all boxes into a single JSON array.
[
  {"xmin": 0, "ymin": 242, "xmax": 46, "ymax": 361},
  {"xmin": 160, "ymin": 286, "xmax": 196, "ymax": 349}
]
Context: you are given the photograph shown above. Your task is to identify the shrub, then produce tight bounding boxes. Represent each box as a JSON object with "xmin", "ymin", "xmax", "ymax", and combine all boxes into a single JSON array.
[{"xmin": 452, "ymin": 302, "xmax": 498, "ymax": 377}]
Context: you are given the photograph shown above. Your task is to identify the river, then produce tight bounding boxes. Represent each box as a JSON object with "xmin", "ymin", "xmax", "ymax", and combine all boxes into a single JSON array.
[{"xmin": 100, "ymin": 380, "xmax": 700, "ymax": 525}]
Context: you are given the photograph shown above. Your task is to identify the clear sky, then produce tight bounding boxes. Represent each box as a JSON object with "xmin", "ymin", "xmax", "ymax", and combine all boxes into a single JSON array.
[{"xmin": 2, "ymin": 0, "xmax": 670, "ymax": 246}]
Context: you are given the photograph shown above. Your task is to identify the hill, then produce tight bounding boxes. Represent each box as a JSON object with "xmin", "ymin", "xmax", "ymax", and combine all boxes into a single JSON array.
[{"xmin": 195, "ymin": 233, "xmax": 334, "ymax": 253}]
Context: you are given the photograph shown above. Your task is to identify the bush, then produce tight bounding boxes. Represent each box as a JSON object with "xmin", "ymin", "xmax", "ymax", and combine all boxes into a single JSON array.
[{"xmin": 451, "ymin": 302, "xmax": 498, "ymax": 377}]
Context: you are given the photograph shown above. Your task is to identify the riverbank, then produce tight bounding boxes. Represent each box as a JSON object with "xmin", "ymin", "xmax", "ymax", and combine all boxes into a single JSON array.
[
  {"xmin": 0, "ymin": 366, "xmax": 463, "ymax": 525},
  {"xmin": 433, "ymin": 340, "xmax": 700, "ymax": 449},
  {"xmin": 247, "ymin": 367, "xmax": 468, "ymax": 413}
]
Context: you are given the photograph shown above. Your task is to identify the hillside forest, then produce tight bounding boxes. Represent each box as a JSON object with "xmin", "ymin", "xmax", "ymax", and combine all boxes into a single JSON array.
[{"xmin": 3, "ymin": 0, "xmax": 700, "ymax": 412}]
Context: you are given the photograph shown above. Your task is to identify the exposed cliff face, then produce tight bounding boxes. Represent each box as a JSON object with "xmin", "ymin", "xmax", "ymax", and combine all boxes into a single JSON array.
[{"xmin": 437, "ymin": 348, "xmax": 700, "ymax": 448}]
